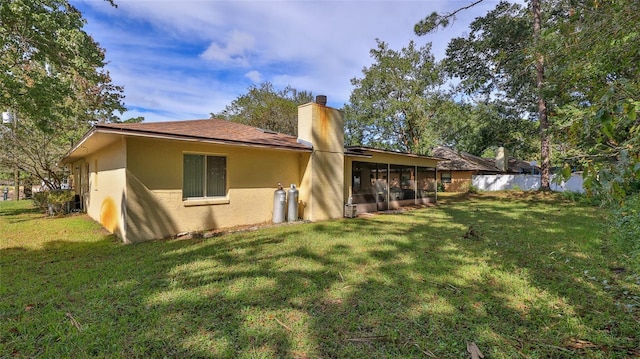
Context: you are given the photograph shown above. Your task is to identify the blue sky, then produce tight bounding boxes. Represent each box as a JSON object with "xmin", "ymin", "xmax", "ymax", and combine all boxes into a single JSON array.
[{"xmin": 72, "ymin": 0, "xmax": 511, "ymax": 122}]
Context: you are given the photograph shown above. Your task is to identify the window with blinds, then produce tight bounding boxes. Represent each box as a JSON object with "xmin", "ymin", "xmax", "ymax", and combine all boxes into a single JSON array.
[{"xmin": 183, "ymin": 154, "xmax": 226, "ymax": 199}]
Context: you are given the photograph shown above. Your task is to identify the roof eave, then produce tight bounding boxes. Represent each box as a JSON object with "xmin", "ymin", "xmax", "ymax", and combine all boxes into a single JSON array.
[
  {"xmin": 108, "ymin": 127, "xmax": 312, "ymax": 151},
  {"xmin": 62, "ymin": 126, "xmax": 313, "ymax": 164},
  {"xmin": 345, "ymin": 146, "xmax": 443, "ymax": 161},
  {"xmin": 61, "ymin": 126, "xmax": 98, "ymax": 164}
]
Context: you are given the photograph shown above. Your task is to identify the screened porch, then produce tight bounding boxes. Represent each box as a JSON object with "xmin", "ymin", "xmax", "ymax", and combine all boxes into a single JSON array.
[{"xmin": 350, "ymin": 161, "xmax": 437, "ymax": 213}]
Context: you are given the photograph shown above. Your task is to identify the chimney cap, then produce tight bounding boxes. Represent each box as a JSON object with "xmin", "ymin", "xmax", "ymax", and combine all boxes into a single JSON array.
[{"xmin": 315, "ymin": 95, "xmax": 327, "ymax": 106}]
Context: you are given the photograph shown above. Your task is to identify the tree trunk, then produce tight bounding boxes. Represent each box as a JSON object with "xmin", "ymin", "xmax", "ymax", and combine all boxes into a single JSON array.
[
  {"xmin": 14, "ymin": 169, "xmax": 20, "ymax": 201},
  {"xmin": 533, "ymin": 0, "xmax": 551, "ymax": 191}
]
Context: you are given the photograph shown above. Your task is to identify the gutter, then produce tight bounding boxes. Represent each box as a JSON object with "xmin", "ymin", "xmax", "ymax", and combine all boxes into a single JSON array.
[{"xmin": 61, "ymin": 125, "xmax": 313, "ymax": 164}]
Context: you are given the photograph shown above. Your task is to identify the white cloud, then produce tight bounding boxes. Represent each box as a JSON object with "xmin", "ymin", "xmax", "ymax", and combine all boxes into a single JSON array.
[
  {"xmin": 200, "ymin": 30, "xmax": 256, "ymax": 66},
  {"xmin": 72, "ymin": 0, "xmax": 514, "ymax": 122},
  {"xmin": 244, "ymin": 70, "xmax": 262, "ymax": 83}
]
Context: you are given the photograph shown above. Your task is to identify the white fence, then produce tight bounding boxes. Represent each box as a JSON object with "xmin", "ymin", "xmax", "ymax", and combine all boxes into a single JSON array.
[{"xmin": 472, "ymin": 174, "xmax": 584, "ymax": 193}]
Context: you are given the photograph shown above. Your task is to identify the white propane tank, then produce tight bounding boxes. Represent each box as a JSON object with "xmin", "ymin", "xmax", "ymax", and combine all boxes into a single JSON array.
[
  {"xmin": 287, "ymin": 184, "xmax": 299, "ymax": 222},
  {"xmin": 273, "ymin": 183, "xmax": 286, "ymax": 224}
]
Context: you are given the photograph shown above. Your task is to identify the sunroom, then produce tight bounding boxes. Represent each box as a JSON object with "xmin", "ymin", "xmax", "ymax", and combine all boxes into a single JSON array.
[{"xmin": 344, "ymin": 147, "xmax": 439, "ymax": 214}]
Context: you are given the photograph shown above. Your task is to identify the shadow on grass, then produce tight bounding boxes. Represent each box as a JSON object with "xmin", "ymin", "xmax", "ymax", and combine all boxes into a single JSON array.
[
  {"xmin": 0, "ymin": 202, "xmax": 43, "ymax": 224},
  {"xmin": 432, "ymin": 193, "xmax": 639, "ymax": 355},
  {"xmin": 1, "ymin": 194, "xmax": 638, "ymax": 357}
]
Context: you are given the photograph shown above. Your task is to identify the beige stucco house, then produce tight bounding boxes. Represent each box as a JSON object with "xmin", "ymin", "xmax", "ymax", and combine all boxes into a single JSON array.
[{"xmin": 62, "ymin": 99, "xmax": 440, "ymax": 243}]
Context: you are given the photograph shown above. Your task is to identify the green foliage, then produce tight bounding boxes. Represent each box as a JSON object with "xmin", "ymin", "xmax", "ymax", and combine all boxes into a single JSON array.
[
  {"xmin": 467, "ymin": 184, "xmax": 480, "ymax": 194},
  {"xmin": 414, "ymin": 12, "xmax": 445, "ymax": 35},
  {"xmin": 31, "ymin": 191, "xmax": 48, "ymax": 210},
  {"xmin": 32, "ymin": 189, "xmax": 74, "ymax": 215},
  {"xmin": 610, "ymin": 193, "xmax": 640, "ymax": 261},
  {"xmin": 551, "ymin": 0, "xmax": 640, "ymax": 203},
  {"xmin": 350, "ymin": 4, "xmax": 538, "ymax": 159},
  {"xmin": 437, "ymin": 181, "xmax": 445, "ymax": 192},
  {"xmin": 559, "ymin": 190, "xmax": 589, "ymax": 204},
  {"xmin": 443, "ymin": 1, "xmax": 535, "ymax": 105},
  {"xmin": 344, "ymin": 39, "xmax": 445, "ymax": 154},
  {"xmin": 582, "ymin": 149, "xmax": 640, "ymax": 205},
  {"xmin": 0, "ymin": 0, "xmax": 125, "ymax": 189},
  {"xmin": 414, "ymin": 0, "xmax": 485, "ymax": 35},
  {"xmin": 211, "ymin": 82, "xmax": 313, "ymax": 136},
  {"xmin": 417, "ymin": 0, "xmax": 639, "ymax": 200},
  {"xmin": 118, "ymin": 116, "xmax": 145, "ymax": 124},
  {"xmin": 438, "ymin": 101, "xmax": 539, "ymax": 160},
  {"xmin": 0, "ymin": 0, "xmax": 124, "ymax": 125},
  {"xmin": 419, "ymin": 0, "xmax": 554, "ymax": 189}
]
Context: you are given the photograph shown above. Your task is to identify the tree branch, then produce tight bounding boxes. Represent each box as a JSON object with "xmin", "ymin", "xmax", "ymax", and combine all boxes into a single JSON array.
[
  {"xmin": 446, "ymin": 0, "xmax": 486, "ymax": 20},
  {"xmin": 415, "ymin": 0, "xmax": 486, "ymax": 35}
]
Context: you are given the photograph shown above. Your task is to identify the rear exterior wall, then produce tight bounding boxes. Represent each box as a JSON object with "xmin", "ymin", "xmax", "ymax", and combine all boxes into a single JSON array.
[
  {"xmin": 124, "ymin": 137, "xmax": 306, "ymax": 242},
  {"xmin": 440, "ymin": 171, "xmax": 474, "ymax": 192}
]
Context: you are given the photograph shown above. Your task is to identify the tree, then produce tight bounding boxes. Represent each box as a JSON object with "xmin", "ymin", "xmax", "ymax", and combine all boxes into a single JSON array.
[
  {"xmin": 531, "ymin": 0, "xmax": 551, "ymax": 190},
  {"xmin": 416, "ymin": 0, "xmax": 639, "ymax": 199},
  {"xmin": 344, "ymin": 39, "xmax": 445, "ymax": 154},
  {"xmin": 438, "ymin": 101, "xmax": 539, "ymax": 160},
  {"xmin": 414, "ymin": 0, "xmax": 486, "ymax": 34},
  {"xmin": 550, "ymin": 0, "xmax": 640, "ymax": 202},
  {"xmin": 416, "ymin": 0, "xmax": 554, "ymax": 189},
  {"xmin": 0, "ymin": 0, "xmax": 125, "ymax": 190},
  {"xmin": 211, "ymin": 82, "xmax": 313, "ymax": 136},
  {"xmin": 1, "ymin": 0, "xmax": 123, "ymax": 125},
  {"xmin": 118, "ymin": 116, "xmax": 145, "ymax": 124}
]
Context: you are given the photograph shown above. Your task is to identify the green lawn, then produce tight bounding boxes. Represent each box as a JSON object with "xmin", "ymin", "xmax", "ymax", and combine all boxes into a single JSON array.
[{"xmin": 1, "ymin": 193, "xmax": 638, "ymax": 358}]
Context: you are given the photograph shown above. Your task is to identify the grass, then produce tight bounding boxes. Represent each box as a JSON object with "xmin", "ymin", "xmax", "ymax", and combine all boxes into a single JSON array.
[{"xmin": 1, "ymin": 193, "xmax": 638, "ymax": 358}]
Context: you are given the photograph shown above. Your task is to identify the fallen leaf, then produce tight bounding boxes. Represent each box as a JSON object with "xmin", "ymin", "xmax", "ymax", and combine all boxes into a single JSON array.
[
  {"xmin": 66, "ymin": 312, "xmax": 83, "ymax": 331},
  {"xmin": 565, "ymin": 338, "xmax": 597, "ymax": 350},
  {"xmin": 467, "ymin": 341, "xmax": 484, "ymax": 359}
]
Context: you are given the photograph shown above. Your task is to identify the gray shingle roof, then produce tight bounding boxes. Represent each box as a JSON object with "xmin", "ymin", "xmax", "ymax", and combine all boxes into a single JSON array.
[
  {"xmin": 432, "ymin": 146, "xmax": 539, "ymax": 174},
  {"xmin": 432, "ymin": 146, "xmax": 500, "ymax": 172}
]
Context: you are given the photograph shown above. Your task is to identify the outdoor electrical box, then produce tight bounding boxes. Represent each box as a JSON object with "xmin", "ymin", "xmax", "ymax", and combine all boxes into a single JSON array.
[{"xmin": 344, "ymin": 204, "xmax": 357, "ymax": 218}]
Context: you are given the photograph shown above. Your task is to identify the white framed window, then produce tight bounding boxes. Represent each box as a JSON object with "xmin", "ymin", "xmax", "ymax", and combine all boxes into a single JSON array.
[
  {"xmin": 441, "ymin": 172, "xmax": 452, "ymax": 184},
  {"xmin": 183, "ymin": 154, "xmax": 227, "ymax": 199}
]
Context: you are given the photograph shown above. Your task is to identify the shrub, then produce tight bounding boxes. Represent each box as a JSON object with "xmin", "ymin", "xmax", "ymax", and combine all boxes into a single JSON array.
[
  {"xmin": 610, "ymin": 193, "xmax": 640, "ymax": 262},
  {"xmin": 560, "ymin": 191, "xmax": 600, "ymax": 205},
  {"xmin": 32, "ymin": 190, "xmax": 74, "ymax": 216},
  {"xmin": 437, "ymin": 182, "xmax": 446, "ymax": 192},
  {"xmin": 468, "ymin": 184, "xmax": 480, "ymax": 194},
  {"xmin": 32, "ymin": 191, "xmax": 48, "ymax": 210}
]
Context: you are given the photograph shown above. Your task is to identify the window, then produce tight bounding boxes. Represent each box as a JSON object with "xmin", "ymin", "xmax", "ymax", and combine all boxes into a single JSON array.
[
  {"xmin": 440, "ymin": 172, "xmax": 452, "ymax": 184},
  {"xmin": 183, "ymin": 154, "xmax": 226, "ymax": 199}
]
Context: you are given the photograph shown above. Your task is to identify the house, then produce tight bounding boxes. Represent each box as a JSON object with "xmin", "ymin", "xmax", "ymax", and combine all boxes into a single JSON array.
[
  {"xmin": 62, "ymin": 97, "xmax": 441, "ymax": 243},
  {"xmin": 432, "ymin": 146, "xmax": 540, "ymax": 192}
]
